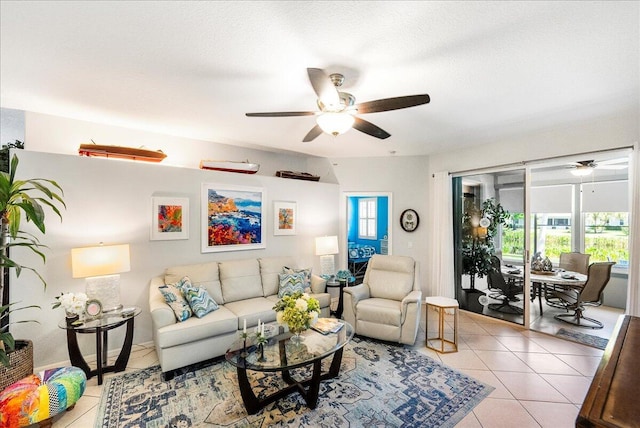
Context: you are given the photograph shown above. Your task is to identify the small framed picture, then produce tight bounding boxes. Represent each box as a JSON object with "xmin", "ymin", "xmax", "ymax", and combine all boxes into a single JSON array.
[
  {"xmin": 85, "ymin": 299, "xmax": 103, "ymax": 318},
  {"xmin": 274, "ymin": 201, "xmax": 296, "ymax": 236},
  {"xmin": 151, "ymin": 197, "xmax": 189, "ymax": 240}
]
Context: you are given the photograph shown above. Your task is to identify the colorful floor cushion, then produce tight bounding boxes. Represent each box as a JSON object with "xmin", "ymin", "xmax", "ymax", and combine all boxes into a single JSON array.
[{"xmin": 0, "ymin": 366, "xmax": 86, "ymax": 427}]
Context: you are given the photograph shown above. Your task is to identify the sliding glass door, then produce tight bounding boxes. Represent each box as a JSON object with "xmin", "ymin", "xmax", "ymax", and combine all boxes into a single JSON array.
[{"xmin": 453, "ymin": 169, "xmax": 527, "ymax": 326}]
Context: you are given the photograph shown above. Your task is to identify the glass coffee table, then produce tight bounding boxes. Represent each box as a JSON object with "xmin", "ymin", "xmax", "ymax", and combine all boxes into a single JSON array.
[{"xmin": 225, "ymin": 320, "xmax": 354, "ymax": 415}]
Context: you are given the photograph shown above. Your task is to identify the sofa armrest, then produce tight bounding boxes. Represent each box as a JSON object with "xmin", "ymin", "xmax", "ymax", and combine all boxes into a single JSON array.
[
  {"xmin": 310, "ymin": 274, "xmax": 327, "ymax": 294},
  {"xmin": 342, "ymin": 284, "xmax": 370, "ymax": 327},
  {"xmin": 149, "ymin": 276, "xmax": 176, "ymax": 330},
  {"xmin": 402, "ymin": 290, "xmax": 422, "ymax": 308}
]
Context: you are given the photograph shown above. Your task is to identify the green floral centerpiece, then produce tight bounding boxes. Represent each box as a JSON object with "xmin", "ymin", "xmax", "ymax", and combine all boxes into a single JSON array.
[{"xmin": 273, "ymin": 291, "xmax": 320, "ymax": 340}]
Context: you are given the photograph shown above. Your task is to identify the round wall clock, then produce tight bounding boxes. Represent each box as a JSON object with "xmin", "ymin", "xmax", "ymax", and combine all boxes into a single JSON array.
[
  {"xmin": 400, "ymin": 209, "xmax": 420, "ymax": 232},
  {"xmin": 85, "ymin": 299, "xmax": 103, "ymax": 318}
]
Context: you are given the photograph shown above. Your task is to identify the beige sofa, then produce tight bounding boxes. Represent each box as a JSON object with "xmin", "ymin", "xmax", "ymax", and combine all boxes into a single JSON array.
[
  {"xmin": 343, "ymin": 254, "xmax": 422, "ymax": 345},
  {"xmin": 149, "ymin": 256, "xmax": 330, "ymax": 379}
]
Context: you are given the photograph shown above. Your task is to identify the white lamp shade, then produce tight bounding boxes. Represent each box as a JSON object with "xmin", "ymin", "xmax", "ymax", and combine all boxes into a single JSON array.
[
  {"xmin": 316, "ymin": 112, "xmax": 354, "ymax": 136},
  {"xmin": 315, "ymin": 236, "xmax": 339, "ymax": 256},
  {"xmin": 71, "ymin": 244, "xmax": 131, "ymax": 278}
]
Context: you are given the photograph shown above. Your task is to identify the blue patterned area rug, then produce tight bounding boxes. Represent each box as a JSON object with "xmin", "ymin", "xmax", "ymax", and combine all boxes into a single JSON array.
[
  {"xmin": 556, "ymin": 328, "xmax": 609, "ymax": 350},
  {"xmin": 95, "ymin": 337, "xmax": 493, "ymax": 427}
]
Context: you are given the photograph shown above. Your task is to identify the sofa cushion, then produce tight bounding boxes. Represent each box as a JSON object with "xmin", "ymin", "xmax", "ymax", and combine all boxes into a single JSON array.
[
  {"xmin": 219, "ymin": 259, "xmax": 263, "ymax": 302},
  {"xmin": 366, "ymin": 255, "xmax": 415, "ymax": 301},
  {"xmin": 224, "ymin": 297, "xmax": 278, "ymax": 329},
  {"xmin": 356, "ymin": 298, "xmax": 401, "ymax": 326},
  {"xmin": 183, "ymin": 285, "xmax": 219, "ymax": 318},
  {"xmin": 259, "ymin": 256, "xmax": 295, "ymax": 296},
  {"xmin": 283, "ymin": 266, "xmax": 312, "ymax": 289},
  {"xmin": 165, "ymin": 262, "xmax": 224, "ymax": 305},
  {"xmin": 156, "ymin": 306, "xmax": 237, "ymax": 348},
  {"xmin": 159, "ymin": 283, "xmax": 192, "ymax": 322},
  {"xmin": 278, "ymin": 272, "xmax": 306, "ymax": 297}
]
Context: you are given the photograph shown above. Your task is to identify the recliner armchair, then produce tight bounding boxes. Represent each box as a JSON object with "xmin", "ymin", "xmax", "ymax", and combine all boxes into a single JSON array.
[{"xmin": 342, "ymin": 255, "xmax": 422, "ymax": 345}]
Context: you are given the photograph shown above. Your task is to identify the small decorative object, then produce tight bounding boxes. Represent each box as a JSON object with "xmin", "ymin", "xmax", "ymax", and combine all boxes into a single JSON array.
[
  {"xmin": 52, "ymin": 292, "xmax": 88, "ymax": 319},
  {"xmin": 78, "ymin": 141, "xmax": 166, "ymax": 162},
  {"xmin": 400, "ymin": 209, "xmax": 420, "ymax": 232},
  {"xmin": 84, "ymin": 299, "xmax": 102, "ymax": 318},
  {"xmin": 272, "ymin": 292, "xmax": 320, "ymax": 343},
  {"xmin": 254, "ymin": 321, "xmax": 268, "ymax": 362}
]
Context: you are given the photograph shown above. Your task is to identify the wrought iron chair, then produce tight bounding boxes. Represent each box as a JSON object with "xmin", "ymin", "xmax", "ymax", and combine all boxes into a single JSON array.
[
  {"xmin": 487, "ymin": 256, "xmax": 523, "ymax": 314},
  {"xmin": 553, "ymin": 262, "xmax": 615, "ymax": 329}
]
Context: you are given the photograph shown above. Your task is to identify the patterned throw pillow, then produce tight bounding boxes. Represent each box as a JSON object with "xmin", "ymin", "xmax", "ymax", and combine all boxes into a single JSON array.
[
  {"xmin": 283, "ymin": 266, "xmax": 312, "ymax": 288},
  {"xmin": 183, "ymin": 286, "xmax": 219, "ymax": 318},
  {"xmin": 159, "ymin": 283, "xmax": 192, "ymax": 322},
  {"xmin": 278, "ymin": 272, "xmax": 307, "ymax": 297}
]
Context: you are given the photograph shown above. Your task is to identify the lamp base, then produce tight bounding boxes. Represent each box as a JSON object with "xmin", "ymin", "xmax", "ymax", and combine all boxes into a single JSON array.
[
  {"xmin": 86, "ymin": 275, "xmax": 122, "ymax": 313},
  {"xmin": 320, "ymin": 254, "xmax": 335, "ymax": 277}
]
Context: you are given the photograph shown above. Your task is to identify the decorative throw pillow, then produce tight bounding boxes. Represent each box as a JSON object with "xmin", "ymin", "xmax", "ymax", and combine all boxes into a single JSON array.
[
  {"xmin": 183, "ymin": 286, "xmax": 219, "ymax": 318},
  {"xmin": 283, "ymin": 266, "xmax": 312, "ymax": 288},
  {"xmin": 278, "ymin": 272, "xmax": 307, "ymax": 297},
  {"xmin": 159, "ymin": 283, "xmax": 192, "ymax": 322}
]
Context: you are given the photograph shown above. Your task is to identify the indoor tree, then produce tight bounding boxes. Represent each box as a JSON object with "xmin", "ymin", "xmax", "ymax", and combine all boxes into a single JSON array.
[
  {"xmin": 0, "ymin": 153, "xmax": 65, "ymax": 366},
  {"xmin": 461, "ymin": 198, "xmax": 510, "ymax": 289}
]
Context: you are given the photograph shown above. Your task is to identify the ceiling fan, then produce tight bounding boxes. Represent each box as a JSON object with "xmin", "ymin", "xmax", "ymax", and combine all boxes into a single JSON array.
[
  {"xmin": 246, "ymin": 68, "xmax": 430, "ymax": 142},
  {"xmin": 568, "ymin": 159, "xmax": 628, "ymax": 176}
]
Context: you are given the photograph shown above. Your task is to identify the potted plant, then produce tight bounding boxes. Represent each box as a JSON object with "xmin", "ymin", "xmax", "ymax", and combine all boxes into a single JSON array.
[
  {"xmin": 0, "ymin": 153, "xmax": 64, "ymax": 389},
  {"xmin": 461, "ymin": 197, "xmax": 509, "ymax": 311}
]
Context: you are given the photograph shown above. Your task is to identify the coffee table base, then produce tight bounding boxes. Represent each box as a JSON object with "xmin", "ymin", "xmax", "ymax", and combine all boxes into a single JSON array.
[{"xmin": 236, "ymin": 347, "xmax": 344, "ymax": 415}]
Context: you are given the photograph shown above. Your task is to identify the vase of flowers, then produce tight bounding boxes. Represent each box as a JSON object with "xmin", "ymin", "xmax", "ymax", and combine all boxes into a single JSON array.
[
  {"xmin": 52, "ymin": 292, "xmax": 88, "ymax": 321},
  {"xmin": 272, "ymin": 291, "xmax": 320, "ymax": 343}
]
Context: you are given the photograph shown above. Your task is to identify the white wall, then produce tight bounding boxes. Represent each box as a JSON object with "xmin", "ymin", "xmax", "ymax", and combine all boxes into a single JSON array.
[
  {"xmin": 10, "ymin": 150, "xmax": 339, "ymax": 368},
  {"xmin": 331, "ymin": 155, "xmax": 431, "ymax": 293}
]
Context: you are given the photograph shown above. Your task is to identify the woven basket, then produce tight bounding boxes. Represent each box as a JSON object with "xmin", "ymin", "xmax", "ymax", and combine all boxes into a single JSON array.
[{"xmin": 0, "ymin": 340, "xmax": 33, "ymax": 392}]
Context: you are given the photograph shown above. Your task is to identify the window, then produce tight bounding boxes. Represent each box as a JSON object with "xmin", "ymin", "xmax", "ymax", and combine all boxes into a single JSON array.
[
  {"xmin": 358, "ymin": 198, "xmax": 377, "ymax": 239},
  {"xmin": 583, "ymin": 212, "xmax": 629, "ymax": 265},
  {"xmin": 534, "ymin": 213, "xmax": 572, "ymax": 263},
  {"xmin": 581, "ymin": 181, "xmax": 629, "ymax": 268}
]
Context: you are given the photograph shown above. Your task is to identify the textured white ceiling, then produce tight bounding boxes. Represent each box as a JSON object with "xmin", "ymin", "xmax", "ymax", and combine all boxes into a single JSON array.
[{"xmin": 1, "ymin": 1, "xmax": 638, "ymax": 158}]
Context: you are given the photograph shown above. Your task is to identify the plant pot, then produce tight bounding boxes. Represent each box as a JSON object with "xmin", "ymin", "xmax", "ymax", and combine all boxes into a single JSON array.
[
  {"xmin": 461, "ymin": 289, "xmax": 486, "ymax": 314},
  {"xmin": 0, "ymin": 340, "xmax": 33, "ymax": 391}
]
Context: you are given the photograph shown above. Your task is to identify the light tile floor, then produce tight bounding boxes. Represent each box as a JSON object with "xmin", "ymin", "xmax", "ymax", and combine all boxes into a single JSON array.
[{"xmin": 51, "ymin": 309, "xmax": 618, "ymax": 427}]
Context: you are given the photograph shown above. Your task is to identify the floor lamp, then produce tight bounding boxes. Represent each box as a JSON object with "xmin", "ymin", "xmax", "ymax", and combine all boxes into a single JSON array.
[
  {"xmin": 315, "ymin": 236, "xmax": 339, "ymax": 277},
  {"xmin": 71, "ymin": 243, "xmax": 130, "ymax": 312}
]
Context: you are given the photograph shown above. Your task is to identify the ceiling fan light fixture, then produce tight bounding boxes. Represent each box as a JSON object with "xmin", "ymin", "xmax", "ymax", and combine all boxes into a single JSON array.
[
  {"xmin": 316, "ymin": 112, "xmax": 355, "ymax": 136},
  {"xmin": 571, "ymin": 166, "xmax": 593, "ymax": 177}
]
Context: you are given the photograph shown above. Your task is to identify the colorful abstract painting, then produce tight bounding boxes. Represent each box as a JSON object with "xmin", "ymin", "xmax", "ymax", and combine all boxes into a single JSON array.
[
  {"xmin": 201, "ymin": 184, "xmax": 265, "ymax": 252},
  {"xmin": 151, "ymin": 197, "xmax": 189, "ymax": 240},
  {"xmin": 274, "ymin": 201, "xmax": 296, "ymax": 235}
]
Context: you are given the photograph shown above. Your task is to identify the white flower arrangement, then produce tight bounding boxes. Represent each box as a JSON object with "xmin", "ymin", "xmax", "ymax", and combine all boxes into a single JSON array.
[{"xmin": 52, "ymin": 292, "xmax": 88, "ymax": 316}]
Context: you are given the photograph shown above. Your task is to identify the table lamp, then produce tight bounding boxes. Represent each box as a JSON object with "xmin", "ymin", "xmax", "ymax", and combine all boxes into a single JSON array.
[
  {"xmin": 315, "ymin": 236, "xmax": 339, "ymax": 277},
  {"xmin": 71, "ymin": 243, "xmax": 130, "ymax": 312}
]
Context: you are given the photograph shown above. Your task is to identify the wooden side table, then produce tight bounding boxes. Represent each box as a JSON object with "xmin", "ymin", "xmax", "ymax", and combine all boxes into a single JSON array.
[{"xmin": 58, "ymin": 307, "xmax": 141, "ymax": 385}]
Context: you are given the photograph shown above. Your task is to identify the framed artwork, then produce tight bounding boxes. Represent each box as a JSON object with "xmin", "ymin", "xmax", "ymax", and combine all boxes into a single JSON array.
[
  {"xmin": 273, "ymin": 201, "xmax": 296, "ymax": 235},
  {"xmin": 151, "ymin": 197, "xmax": 189, "ymax": 240},
  {"xmin": 201, "ymin": 183, "xmax": 266, "ymax": 253}
]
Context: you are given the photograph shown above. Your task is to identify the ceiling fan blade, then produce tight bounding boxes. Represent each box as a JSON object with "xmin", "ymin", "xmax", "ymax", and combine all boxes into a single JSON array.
[
  {"xmin": 302, "ymin": 125, "xmax": 323, "ymax": 142},
  {"xmin": 598, "ymin": 157, "xmax": 628, "ymax": 166},
  {"xmin": 246, "ymin": 111, "xmax": 316, "ymax": 117},
  {"xmin": 307, "ymin": 68, "xmax": 340, "ymax": 108},
  {"xmin": 356, "ymin": 94, "xmax": 430, "ymax": 114},
  {"xmin": 353, "ymin": 117, "xmax": 391, "ymax": 139}
]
